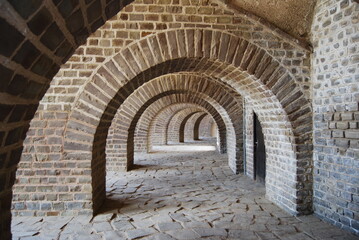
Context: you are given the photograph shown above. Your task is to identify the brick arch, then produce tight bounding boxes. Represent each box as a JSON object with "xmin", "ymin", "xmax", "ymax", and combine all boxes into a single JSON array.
[
  {"xmin": 107, "ymin": 91, "xmax": 231, "ymax": 172},
  {"xmin": 194, "ymin": 113, "xmax": 209, "ymax": 140},
  {"xmin": 62, "ymin": 29, "xmax": 311, "ymax": 216},
  {"xmin": 135, "ymin": 103, "xmax": 212, "ymax": 153},
  {"xmin": 169, "ymin": 110, "xmax": 203, "ymax": 143},
  {"xmin": 62, "ymin": 29, "xmax": 312, "ymax": 215},
  {"xmin": 183, "ymin": 112, "xmax": 208, "ymax": 142},
  {"xmin": 0, "ymin": 1, "xmax": 135, "ymax": 237},
  {"xmin": 0, "ymin": 0, "xmax": 315, "ymax": 236},
  {"xmin": 178, "ymin": 111, "xmax": 203, "ymax": 143},
  {"xmin": 105, "ymin": 74, "xmax": 242, "ymax": 171},
  {"xmin": 145, "ymin": 104, "xmax": 207, "ymax": 151}
]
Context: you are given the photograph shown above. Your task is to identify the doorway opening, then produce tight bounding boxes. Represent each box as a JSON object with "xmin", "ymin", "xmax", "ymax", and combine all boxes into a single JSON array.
[{"xmin": 253, "ymin": 113, "xmax": 266, "ymax": 184}]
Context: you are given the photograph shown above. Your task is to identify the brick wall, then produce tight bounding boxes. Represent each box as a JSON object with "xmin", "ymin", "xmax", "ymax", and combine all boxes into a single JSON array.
[
  {"xmin": 312, "ymin": 0, "xmax": 359, "ymax": 234},
  {"xmin": 244, "ymin": 101, "xmax": 255, "ymax": 178}
]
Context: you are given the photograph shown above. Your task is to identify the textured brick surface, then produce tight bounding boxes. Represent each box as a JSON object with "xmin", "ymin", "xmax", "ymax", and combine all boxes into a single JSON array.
[
  {"xmin": 312, "ymin": 0, "xmax": 359, "ymax": 235},
  {"xmin": 6, "ymin": 0, "xmax": 357, "ymax": 238},
  {"xmin": 14, "ymin": 27, "xmax": 312, "ymax": 222}
]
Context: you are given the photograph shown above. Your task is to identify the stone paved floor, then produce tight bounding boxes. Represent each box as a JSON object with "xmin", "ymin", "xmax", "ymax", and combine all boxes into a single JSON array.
[{"xmin": 12, "ymin": 146, "xmax": 359, "ymax": 240}]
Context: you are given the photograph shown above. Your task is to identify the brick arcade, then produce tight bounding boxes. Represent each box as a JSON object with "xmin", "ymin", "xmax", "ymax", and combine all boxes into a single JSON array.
[{"xmin": 0, "ymin": 0, "xmax": 358, "ymax": 239}]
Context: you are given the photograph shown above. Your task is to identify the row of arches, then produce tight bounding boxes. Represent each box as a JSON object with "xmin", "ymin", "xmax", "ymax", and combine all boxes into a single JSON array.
[
  {"xmin": 2, "ymin": 0, "xmax": 358, "ymax": 238},
  {"xmin": 13, "ymin": 28, "xmax": 313, "ymax": 221}
]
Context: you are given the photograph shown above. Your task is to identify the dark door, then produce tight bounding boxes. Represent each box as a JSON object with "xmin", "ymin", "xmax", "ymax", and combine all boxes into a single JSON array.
[{"xmin": 254, "ymin": 113, "xmax": 266, "ymax": 184}]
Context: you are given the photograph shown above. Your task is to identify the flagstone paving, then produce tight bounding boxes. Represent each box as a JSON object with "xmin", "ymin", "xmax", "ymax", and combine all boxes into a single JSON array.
[{"xmin": 12, "ymin": 146, "xmax": 359, "ymax": 240}]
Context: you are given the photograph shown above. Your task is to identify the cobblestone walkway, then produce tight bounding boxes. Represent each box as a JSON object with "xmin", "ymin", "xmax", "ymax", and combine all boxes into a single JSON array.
[{"xmin": 12, "ymin": 147, "xmax": 359, "ymax": 240}]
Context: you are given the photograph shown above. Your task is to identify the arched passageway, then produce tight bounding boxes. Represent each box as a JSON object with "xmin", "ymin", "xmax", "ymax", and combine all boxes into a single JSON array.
[
  {"xmin": 2, "ymin": 0, "xmax": 358, "ymax": 238},
  {"xmin": 13, "ymin": 28, "xmax": 312, "ymax": 219}
]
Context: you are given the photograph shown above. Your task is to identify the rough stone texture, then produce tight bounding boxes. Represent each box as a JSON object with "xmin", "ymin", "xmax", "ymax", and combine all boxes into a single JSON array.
[
  {"xmin": 11, "ymin": 148, "xmax": 359, "ymax": 240},
  {"xmin": 311, "ymin": 0, "xmax": 359, "ymax": 235},
  {"xmin": 229, "ymin": 0, "xmax": 317, "ymax": 40}
]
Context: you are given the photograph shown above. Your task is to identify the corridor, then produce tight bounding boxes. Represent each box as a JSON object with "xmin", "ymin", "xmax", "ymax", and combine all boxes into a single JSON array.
[{"xmin": 12, "ymin": 144, "xmax": 359, "ymax": 240}]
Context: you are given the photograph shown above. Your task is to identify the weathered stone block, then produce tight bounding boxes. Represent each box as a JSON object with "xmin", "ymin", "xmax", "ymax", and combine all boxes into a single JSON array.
[{"xmin": 345, "ymin": 130, "xmax": 359, "ymax": 139}]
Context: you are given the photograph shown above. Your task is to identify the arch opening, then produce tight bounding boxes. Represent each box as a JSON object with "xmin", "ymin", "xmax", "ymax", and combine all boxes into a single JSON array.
[{"xmin": 13, "ymin": 29, "xmax": 312, "ymax": 222}]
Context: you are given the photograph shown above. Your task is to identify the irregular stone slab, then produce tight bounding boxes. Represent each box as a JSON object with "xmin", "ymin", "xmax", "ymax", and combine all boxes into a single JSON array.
[
  {"xmin": 92, "ymin": 222, "xmax": 113, "ymax": 232},
  {"xmin": 132, "ymin": 219, "xmax": 155, "ymax": 228},
  {"xmin": 182, "ymin": 221, "xmax": 211, "ymax": 228},
  {"xmin": 12, "ymin": 150, "xmax": 359, "ymax": 240},
  {"xmin": 228, "ymin": 230, "xmax": 257, "ymax": 240},
  {"xmin": 141, "ymin": 233, "xmax": 176, "ymax": 240},
  {"xmin": 150, "ymin": 214, "xmax": 173, "ymax": 223},
  {"xmin": 169, "ymin": 213, "xmax": 191, "ymax": 223},
  {"xmin": 126, "ymin": 228, "xmax": 158, "ymax": 239},
  {"xmin": 156, "ymin": 222, "xmax": 183, "ymax": 231},
  {"xmin": 12, "ymin": 231, "xmax": 39, "ymax": 238},
  {"xmin": 42, "ymin": 217, "xmax": 73, "ymax": 230},
  {"xmin": 112, "ymin": 220, "xmax": 135, "ymax": 231},
  {"xmin": 193, "ymin": 228, "xmax": 228, "ymax": 237},
  {"xmin": 102, "ymin": 230, "xmax": 127, "ymax": 239},
  {"xmin": 92, "ymin": 213, "xmax": 116, "ymax": 223},
  {"xmin": 167, "ymin": 229, "xmax": 200, "ymax": 239}
]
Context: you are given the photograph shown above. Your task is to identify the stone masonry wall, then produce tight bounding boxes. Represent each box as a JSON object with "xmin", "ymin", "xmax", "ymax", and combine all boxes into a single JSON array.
[
  {"xmin": 244, "ymin": 100, "xmax": 254, "ymax": 179},
  {"xmin": 312, "ymin": 0, "xmax": 359, "ymax": 234}
]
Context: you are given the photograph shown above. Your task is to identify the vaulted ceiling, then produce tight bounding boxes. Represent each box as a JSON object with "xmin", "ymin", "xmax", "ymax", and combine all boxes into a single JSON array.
[{"xmin": 219, "ymin": 0, "xmax": 317, "ymax": 40}]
